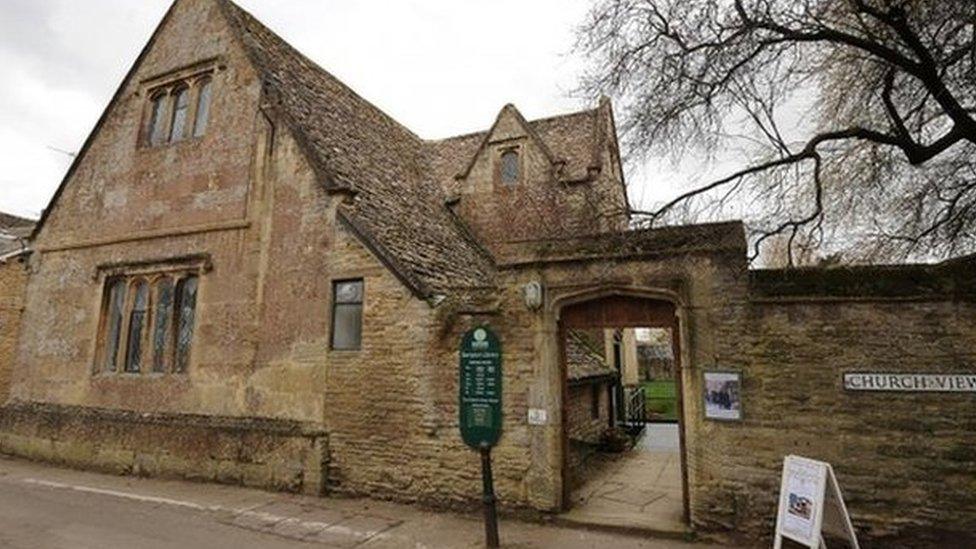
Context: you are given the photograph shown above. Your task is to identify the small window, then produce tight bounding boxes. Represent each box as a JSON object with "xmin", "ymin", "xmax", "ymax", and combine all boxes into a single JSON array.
[
  {"xmin": 169, "ymin": 86, "xmax": 190, "ymax": 142},
  {"xmin": 591, "ymin": 384, "xmax": 601, "ymax": 419},
  {"xmin": 101, "ymin": 279, "xmax": 127, "ymax": 372},
  {"xmin": 174, "ymin": 275, "xmax": 199, "ymax": 373},
  {"xmin": 148, "ymin": 93, "xmax": 168, "ymax": 146},
  {"xmin": 331, "ymin": 279, "xmax": 363, "ymax": 350},
  {"xmin": 500, "ymin": 149, "xmax": 520, "ymax": 184},
  {"xmin": 151, "ymin": 277, "xmax": 174, "ymax": 373},
  {"xmin": 124, "ymin": 281, "xmax": 149, "ymax": 373},
  {"xmin": 193, "ymin": 78, "xmax": 212, "ymax": 137}
]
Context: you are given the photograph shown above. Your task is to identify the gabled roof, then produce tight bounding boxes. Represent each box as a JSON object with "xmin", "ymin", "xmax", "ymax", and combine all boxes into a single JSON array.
[
  {"xmin": 426, "ymin": 106, "xmax": 604, "ymax": 193},
  {"xmin": 216, "ymin": 0, "xmax": 621, "ymax": 299},
  {"xmin": 33, "ymin": 0, "xmax": 621, "ymax": 301},
  {"xmin": 449, "ymin": 104, "xmax": 559, "ymax": 184},
  {"xmin": 217, "ymin": 0, "xmax": 495, "ymax": 297}
]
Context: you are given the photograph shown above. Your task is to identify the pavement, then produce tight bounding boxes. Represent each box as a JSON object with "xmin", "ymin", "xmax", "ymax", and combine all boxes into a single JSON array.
[
  {"xmin": 0, "ymin": 454, "xmax": 733, "ymax": 549},
  {"xmin": 563, "ymin": 424, "xmax": 685, "ymax": 535}
]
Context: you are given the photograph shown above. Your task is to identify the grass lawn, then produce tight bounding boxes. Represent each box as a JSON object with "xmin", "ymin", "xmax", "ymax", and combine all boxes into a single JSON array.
[{"xmin": 643, "ymin": 380, "xmax": 678, "ymax": 421}]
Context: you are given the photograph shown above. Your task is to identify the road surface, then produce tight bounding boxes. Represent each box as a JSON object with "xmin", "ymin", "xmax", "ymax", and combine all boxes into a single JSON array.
[{"xmin": 0, "ymin": 455, "xmax": 732, "ymax": 548}]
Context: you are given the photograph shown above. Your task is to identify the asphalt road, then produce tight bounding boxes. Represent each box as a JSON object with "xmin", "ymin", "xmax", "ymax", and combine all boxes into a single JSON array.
[{"xmin": 0, "ymin": 455, "xmax": 733, "ymax": 549}]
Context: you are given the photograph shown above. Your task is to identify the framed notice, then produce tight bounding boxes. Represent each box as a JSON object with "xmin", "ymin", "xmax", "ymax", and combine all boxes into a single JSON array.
[{"xmin": 703, "ymin": 370, "xmax": 742, "ymax": 421}]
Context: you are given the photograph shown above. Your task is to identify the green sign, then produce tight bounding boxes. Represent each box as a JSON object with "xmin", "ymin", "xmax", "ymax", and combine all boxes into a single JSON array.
[{"xmin": 459, "ymin": 326, "xmax": 503, "ymax": 449}]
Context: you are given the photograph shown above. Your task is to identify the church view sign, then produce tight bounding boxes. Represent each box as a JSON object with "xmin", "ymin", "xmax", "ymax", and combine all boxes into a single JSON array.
[{"xmin": 843, "ymin": 372, "xmax": 976, "ymax": 392}]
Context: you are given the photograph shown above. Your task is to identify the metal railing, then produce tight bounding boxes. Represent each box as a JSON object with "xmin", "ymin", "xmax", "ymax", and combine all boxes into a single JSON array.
[{"xmin": 622, "ymin": 386, "xmax": 647, "ymax": 438}]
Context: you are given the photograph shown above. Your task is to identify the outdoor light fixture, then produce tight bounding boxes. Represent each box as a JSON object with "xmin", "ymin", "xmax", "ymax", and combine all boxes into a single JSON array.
[{"xmin": 523, "ymin": 281, "xmax": 543, "ymax": 310}]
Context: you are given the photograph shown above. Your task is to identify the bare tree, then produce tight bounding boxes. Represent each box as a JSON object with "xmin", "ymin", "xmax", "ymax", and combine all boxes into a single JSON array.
[{"xmin": 577, "ymin": 0, "xmax": 975, "ymax": 264}]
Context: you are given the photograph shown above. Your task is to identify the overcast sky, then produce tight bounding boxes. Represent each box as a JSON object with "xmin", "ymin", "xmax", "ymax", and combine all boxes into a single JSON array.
[{"xmin": 0, "ymin": 0, "xmax": 695, "ymax": 220}]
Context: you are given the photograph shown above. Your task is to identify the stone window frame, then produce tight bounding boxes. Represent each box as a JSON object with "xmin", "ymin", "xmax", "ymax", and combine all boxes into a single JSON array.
[
  {"xmin": 496, "ymin": 146, "xmax": 522, "ymax": 186},
  {"xmin": 93, "ymin": 255, "xmax": 209, "ymax": 377},
  {"xmin": 329, "ymin": 278, "xmax": 365, "ymax": 352},
  {"xmin": 140, "ymin": 61, "xmax": 220, "ymax": 149}
]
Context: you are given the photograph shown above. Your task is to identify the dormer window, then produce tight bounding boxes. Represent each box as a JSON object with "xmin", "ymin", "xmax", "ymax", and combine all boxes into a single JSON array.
[
  {"xmin": 500, "ymin": 149, "xmax": 520, "ymax": 185},
  {"xmin": 142, "ymin": 71, "xmax": 215, "ymax": 148}
]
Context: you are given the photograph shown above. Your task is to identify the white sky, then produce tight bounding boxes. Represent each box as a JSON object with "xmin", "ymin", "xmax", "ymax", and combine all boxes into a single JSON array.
[{"xmin": 0, "ymin": 0, "xmax": 704, "ymax": 221}]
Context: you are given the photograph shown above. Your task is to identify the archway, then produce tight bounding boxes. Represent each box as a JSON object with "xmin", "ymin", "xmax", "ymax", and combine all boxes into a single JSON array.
[{"xmin": 555, "ymin": 292, "xmax": 690, "ymax": 531}]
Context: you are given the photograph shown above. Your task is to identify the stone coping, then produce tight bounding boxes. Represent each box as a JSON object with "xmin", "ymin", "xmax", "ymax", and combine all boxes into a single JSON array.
[
  {"xmin": 498, "ymin": 221, "xmax": 747, "ymax": 268},
  {"xmin": 750, "ymin": 257, "xmax": 976, "ymax": 301}
]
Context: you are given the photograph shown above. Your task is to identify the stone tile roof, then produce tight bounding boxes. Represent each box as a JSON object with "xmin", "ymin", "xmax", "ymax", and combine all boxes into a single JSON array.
[
  {"xmin": 566, "ymin": 331, "xmax": 616, "ymax": 382},
  {"xmin": 218, "ymin": 0, "xmax": 495, "ymax": 297},
  {"xmin": 0, "ymin": 212, "xmax": 35, "ymax": 260},
  {"xmin": 530, "ymin": 109, "xmax": 601, "ymax": 183},
  {"xmin": 217, "ymin": 0, "xmax": 611, "ymax": 298}
]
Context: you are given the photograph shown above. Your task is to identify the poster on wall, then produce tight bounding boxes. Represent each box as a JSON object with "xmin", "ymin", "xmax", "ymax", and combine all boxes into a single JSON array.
[
  {"xmin": 773, "ymin": 455, "xmax": 860, "ymax": 549},
  {"xmin": 702, "ymin": 370, "xmax": 742, "ymax": 421}
]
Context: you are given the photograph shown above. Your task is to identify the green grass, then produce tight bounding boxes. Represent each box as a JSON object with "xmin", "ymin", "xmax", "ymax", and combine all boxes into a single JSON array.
[{"xmin": 643, "ymin": 380, "xmax": 678, "ymax": 421}]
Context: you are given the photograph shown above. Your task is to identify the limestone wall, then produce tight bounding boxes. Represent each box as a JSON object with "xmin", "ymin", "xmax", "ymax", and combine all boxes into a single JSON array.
[
  {"xmin": 9, "ymin": 0, "xmax": 267, "ymax": 415},
  {"xmin": 0, "ymin": 401, "xmax": 327, "ymax": 494},
  {"xmin": 0, "ymin": 258, "xmax": 28, "ymax": 404},
  {"xmin": 706, "ymin": 263, "xmax": 976, "ymax": 545},
  {"xmin": 567, "ymin": 381, "xmax": 611, "ymax": 445},
  {"xmin": 565, "ymin": 381, "xmax": 612, "ymax": 489}
]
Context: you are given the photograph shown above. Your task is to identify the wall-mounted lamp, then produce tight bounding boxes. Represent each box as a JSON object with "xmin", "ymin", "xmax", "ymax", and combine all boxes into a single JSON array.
[{"xmin": 523, "ymin": 281, "xmax": 543, "ymax": 310}]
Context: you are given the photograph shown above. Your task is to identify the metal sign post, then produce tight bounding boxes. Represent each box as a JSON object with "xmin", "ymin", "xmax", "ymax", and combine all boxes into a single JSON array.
[
  {"xmin": 480, "ymin": 445, "xmax": 500, "ymax": 548},
  {"xmin": 459, "ymin": 326, "xmax": 503, "ymax": 548}
]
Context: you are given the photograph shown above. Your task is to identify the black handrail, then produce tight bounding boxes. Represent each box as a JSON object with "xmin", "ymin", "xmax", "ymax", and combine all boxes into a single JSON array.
[{"xmin": 623, "ymin": 386, "xmax": 647, "ymax": 438}]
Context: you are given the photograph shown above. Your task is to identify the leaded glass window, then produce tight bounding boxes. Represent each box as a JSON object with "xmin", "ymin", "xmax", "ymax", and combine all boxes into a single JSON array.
[
  {"xmin": 174, "ymin": 275, "xmax": 199, "ymax": 373},
  {"xmin": 151, "ymin": 277, "xmax": 174, "ymax": 373},
  {"xmin": 500, "ymin": 149, "xmax": 519, "ymax": 184},
  {"xmin": 193, "ymin": 78, "xmax": 212, "ymax": 138},
  {"xmin": 95, "ymin": 272, "xmax": 201, "ymax": 376},
  {"xmin": 124, "ymin": 281, "xmax": 149, "ymax": 373},
  {"xmin": 102, "ymin": 279, "xmax": 127, "ymax": 372},
  {"xmin": 169, "ymin": 86, "xmax": 190, "ymax": 143},
  {"xmin": 148, "ymin": 93, "xmax": 168, "ymax": 146},
  {"xmin": 331, "ymin": 279, "xmax": 363, "ymax": 350}
]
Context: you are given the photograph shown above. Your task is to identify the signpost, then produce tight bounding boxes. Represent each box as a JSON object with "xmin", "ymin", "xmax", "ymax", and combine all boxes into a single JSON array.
[
  {"xmin": 459, "ymin": 326, "xmax": 503, "ymax": 548},
  {"xmin": 773, "ymin": 455, "xmax": 859, "ymax": 549}
]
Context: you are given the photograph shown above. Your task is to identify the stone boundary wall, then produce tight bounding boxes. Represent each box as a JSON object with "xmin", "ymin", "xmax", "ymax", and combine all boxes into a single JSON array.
[
  {"xmin": 0, "ymin": 258, "xmax": 28, "ymax": 404},
  {"xmin": 717, "ymin": 260, "xmax": 976, "ymax": 546},
  {"xmin": 749, "ymin": 255, "xmax": 976, "ymax": 301},
  {"xmin": 0, "ymin": 402, "xmax": 328, "ymax": 495}
]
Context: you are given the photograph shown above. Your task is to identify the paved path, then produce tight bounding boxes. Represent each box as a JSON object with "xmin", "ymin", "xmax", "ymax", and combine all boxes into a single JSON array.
[
  {"xmin": 0, "ymin": 455, "xmax": 732, "ymax": 548},
  {"xmin": 565, "ymin": 426, "xmax": 684, "ymax": 534}
]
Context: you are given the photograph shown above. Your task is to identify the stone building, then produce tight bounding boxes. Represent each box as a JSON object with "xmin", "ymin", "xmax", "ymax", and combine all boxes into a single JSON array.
[
  {"xmin": 563, "ymin": 330, "xmax": 616, "ymax": 486},
  {"xmin": 0, "ymin": 213, "xmax": 34, "ymax": 403},
  {"xmin": 1, "ymin": 1, "xmax": 974, "ymax": 546}
]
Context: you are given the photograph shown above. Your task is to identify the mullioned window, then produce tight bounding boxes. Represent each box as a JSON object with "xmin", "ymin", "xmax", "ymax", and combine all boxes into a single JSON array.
[
  {"xmin": 143, "ymin": 72, "xmax": 215, "ymax": 148},
  {"xmin": 96, "ymin": 272, "xmax": 200, "ymax": 375}
]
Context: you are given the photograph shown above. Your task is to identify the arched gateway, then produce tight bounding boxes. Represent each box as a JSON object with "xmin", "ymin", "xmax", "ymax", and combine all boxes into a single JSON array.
[{"xmin": 555, "ymin": 293, "xmax": 690, "ymax": 529}]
